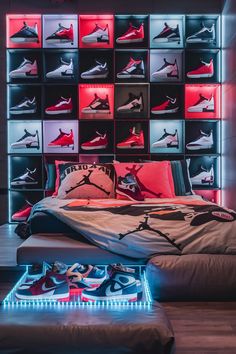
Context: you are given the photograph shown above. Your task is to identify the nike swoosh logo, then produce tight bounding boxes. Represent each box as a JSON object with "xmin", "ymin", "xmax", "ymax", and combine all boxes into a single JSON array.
[
  {"xmin": 42, "ymin": 283, "xmax": 57, "ymax": 292},
  {"xmin": 106, "ymin": 285, "xmax": 122, "ymax": 296}
]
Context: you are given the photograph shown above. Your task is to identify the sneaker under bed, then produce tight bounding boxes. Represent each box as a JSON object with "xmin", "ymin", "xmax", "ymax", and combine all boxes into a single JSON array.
[{"xmin": 3, "ymin": 264, "xmax": 152, "ymax": 308}]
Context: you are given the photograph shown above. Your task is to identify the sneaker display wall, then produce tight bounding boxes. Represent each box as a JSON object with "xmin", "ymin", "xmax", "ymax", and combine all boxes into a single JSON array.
[{"xmin": 6, "ymin": 13, "xmax": 222, "ymax": 219}]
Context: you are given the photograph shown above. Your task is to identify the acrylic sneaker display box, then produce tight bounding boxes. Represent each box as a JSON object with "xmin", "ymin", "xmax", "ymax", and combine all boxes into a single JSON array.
[{"xmin": 3, "ymin": 264, "xmax": 152, "ymax": 307}]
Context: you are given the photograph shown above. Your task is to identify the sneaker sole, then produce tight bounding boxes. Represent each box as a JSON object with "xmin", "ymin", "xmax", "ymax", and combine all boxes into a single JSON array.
[
  {"xmin": 81, "ymin": 74, "xmax": 109, "ymax": 79},
  {"xmin": 9, "ymin": 73, "xmax": 38, "ymax": 78},
  {"xmin": 12, "ymin": 216, "xmax": 28, "ymax": 221},
  {"xmin": 151, "ymin": 108, "xmax": 179, "ymax": 114},
  {"xmin": 152, "ymin": 73, "xmax": 179, "ymax": 79},
  {"xmin": 186, "ymin": 145, "xmax": 213, "ymax": 150},
  {"xmin": 191, "ymin": 179, "xmax": 214, "ymax": 185},
  {"xmin": 11, "ymin": 143, "xmax": 39, "ymax": 149},
  {"xmin": 10, "ymin": 38, "xmax": 39, "ymax": 43},
  {"xmin": 81, "ymin": 293, "xmax": 138, "ymax": 302},
  {"xmin": 45, "ymin": 110, "xmax": 72, "ymax": 115},
  {"xmin": 46, "ymin": 73, "xmax": 74, "ymax": 79},
  {"xmin": 82, "ymin": 36, "xmax": 109, "ymax": 43},
  {"xmin": 116, "ymin": 38, "xmax": 143, "ymax": 44},
  {"xmin": 152, "ymin": 143, "xmax": 179, "ymax": 148},
  {"xmin": 152, "ymin": 37, "xmax": 180, "ymax": 43},
  {"xmin": 83, "ymin": 276, "xmax": 107, "ymax": 284},
  {"xmin": 82, "ymin": 110, "xmax": 110, "ymax": 114},
  {"xmin": 117, "ymin": 145, "xmax": 144, "ymax": 149},
  {"xmin": 48, "ymin": 144, "xmax": 74, "ymax": 148},
  {"xmin": 10, "ymin": 110, "xmax": 36, "ymax": 114},
  {"xmin": 186, "ymin": 38, "xmax": 215, "ymax": 43},
  {"xmin": 46, "ymin": 39, "xmax": 73, "ymax": 44},
  {"xmin": 15, "ymin": 291, "xmax": 70, "ymax": 300},
  {"xmin": 117, "ymin": 74, "xmax": 145, "ymax": 79},
  {"xmin": 187, "ymin": 73, "xmax": 214, "ymax": 78},
  {"xmin": 117, "ymin": 108, "xmax": 143, "ymax": 113},
  {"xmin": 11, "ymin": 181, "xmax": 38, "ymax": 186},
  {"xmin": 81, "ymin": 145, "xmax": 108, "ymax": 150},
  {"xmin": 187, "ymin": 107, "xmax": 214, "ymax": 112}
]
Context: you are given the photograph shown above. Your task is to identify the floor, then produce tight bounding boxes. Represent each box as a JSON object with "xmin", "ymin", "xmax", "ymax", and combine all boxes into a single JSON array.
[{"xmin": 0, "ymin": 224, "xmax": 236, "ymax": 354}]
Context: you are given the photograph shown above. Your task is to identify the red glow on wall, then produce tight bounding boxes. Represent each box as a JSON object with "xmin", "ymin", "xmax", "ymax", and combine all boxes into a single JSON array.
[
  {"xmin": 194, "ymin": 190, "xmax": 221, "ymax": 204},
  {"xmin": 185, "ymin": 84, "xmax": 221, "ymax": 119},
  {"xmin": 79, "ymin": 15, "xmax": 114, "ymax": 49},
  {"xmin": 6, "ymin": 15, "xmax": 42, "ymax": 48},
  {"xmin": 79, "ymin": 84, "xmax": 114, "ymax": 119}
]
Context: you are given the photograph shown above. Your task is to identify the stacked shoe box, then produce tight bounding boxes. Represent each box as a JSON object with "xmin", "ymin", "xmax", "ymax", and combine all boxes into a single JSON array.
[{"xmin": 6, "ymin": 14, "xmax": 221, "ymax": 221}]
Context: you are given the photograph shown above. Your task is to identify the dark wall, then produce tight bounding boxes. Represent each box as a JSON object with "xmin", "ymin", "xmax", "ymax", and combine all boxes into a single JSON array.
[
  {"xmin": 0, "ymin": 0, "xmax": 223, "ymax": 224},
  {"xmin": 222, "ymin": 0, "xmax": 236, "ymax": 209}
]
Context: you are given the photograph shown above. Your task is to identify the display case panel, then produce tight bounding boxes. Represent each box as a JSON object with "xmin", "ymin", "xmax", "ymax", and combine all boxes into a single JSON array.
[
  {"xmin": 185, "ymin": 84, "xmax": 221, "ymax": 119},
  {"xmin": 188, "ymin": 155, "xmax": 219, "ymax": 189},
  {"xmin": 43, "ymin": 49, "xmax": 79, "ymax": 83},
  {"xmin": 115, "ymin": 83, "xmax": 149, "ymax": 119},
  {"xmin": 115, "ymin": 120, "xmax": 149, "ymax": 154},
  {"xmin": 150, "ymin": 120, "xmax": 184, "ymax": 154},
  {"xmin": 185, "ymin": 49, "xmax": 220, "ymax": 83},
  {"xmin": 43, "ymin": 84, "xmax": 78, "ymax": 119},
  {"xmin": 9, "ymin": 190, "xmax": 44, "ymax": 223},
  {"xmin": 3, "ymin": 265, "xmax": 152, "ymax": 307},
  {"xmin": 150, "ymin": 83, "xmax": 184, "ymax": 119},
  {"xmin": 150, "ymin": 49, "xmax": 183, "ymax": 82},
  {"xmin": 115, "ymin": 15, "xmax": 149, "ymax": 49},
  {"xmin": 6, "ymin": 14, "xmax": 42, "ymax": 49},
  {"xmin": 42, "ymin": 15, "xmax": 78, "ymax": 48},
  {"xmin": 150, "ymin": 15, "xmax": 185, "ymax": 49},
  {"xmin": 79, "ymin": 84, "xmax": 114, "ymax": 119},
  {"xmin": 185, "ymin": 120, "xmax": 219, "ymax": 155},
  {"xmin": 9, "ymin": 155, "xmax": 43, "ymax": 190},
  {"xmin": 185, "ymin": 15, "xmax": 220, "ymax": 49},
  {"xmin": 79, "ymin": 120, "xmax": 114, "ymax": 154},
  {"xmin": 8, "ymin": 120, "xmax": 42, "ymax": 154},
  {"xmin": 7, "ymin": 49, "xmax": 43, "ymax": 83},
  {"xmin": 115, "ymin": 49, "xmax": 148, "ymax": 83},
  {"xmin": 79, "ymin": 49, "xmax": 114, "ymax": 83},
  {"xmin": 79, "ymin": 15, "xmax": 114, "ymax": 49},
  {"xmin": 7, "ymin": 84, "xmax": 42, "ymax": 120},
  {"xmin": 43, "ymin": 120, "xmax": 78, "ymax": 154}
]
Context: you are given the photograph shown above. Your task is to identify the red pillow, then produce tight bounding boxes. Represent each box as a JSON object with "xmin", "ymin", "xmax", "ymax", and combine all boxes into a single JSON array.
[{"xmin": 114, "ymin": 162, "xmax": 175, "ymax": 199}]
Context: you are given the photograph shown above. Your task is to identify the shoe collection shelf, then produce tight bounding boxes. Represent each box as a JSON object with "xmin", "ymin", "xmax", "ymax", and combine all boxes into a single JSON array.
[{"xmin": 6, "ymin": 13, "xmax": 222, "ymax": 221}]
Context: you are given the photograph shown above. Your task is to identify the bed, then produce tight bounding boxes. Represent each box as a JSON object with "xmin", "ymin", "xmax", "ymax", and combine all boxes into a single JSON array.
[{"xmin": 16, "ymin": 192, "xmax": 236, "ymax": 300}]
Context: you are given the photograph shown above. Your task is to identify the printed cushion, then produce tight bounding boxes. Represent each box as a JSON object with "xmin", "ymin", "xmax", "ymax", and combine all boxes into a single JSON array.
[
  {"xmin": 57, "ymin": 162, "xmax": 115, "ymax": 199},
  {"xmin": 114, "ymin": 162, "xmax": 175, "ymax": 199}
]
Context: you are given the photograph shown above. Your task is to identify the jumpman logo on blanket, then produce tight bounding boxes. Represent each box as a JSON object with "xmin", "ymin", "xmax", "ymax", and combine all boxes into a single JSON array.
[
  {"xmin": 119, "ymin": 214, "xmax": 182, "ymax": 251},
  {"xmin": 65, "ymin": 170, "xmax": 110, "ymax": 195},
  {"xmin": 125, "ymin": 165, "xmax": 162, "ymax": 198}
]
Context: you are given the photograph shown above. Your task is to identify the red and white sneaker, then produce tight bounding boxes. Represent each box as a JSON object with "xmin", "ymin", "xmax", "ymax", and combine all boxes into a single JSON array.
[
  {"xmin": 151, "ymin": 96, "xmax": 179, "ymax": 115},
  {"xmin": 116, "ymin": 23, "xmax": 144, "ymax": 44},
  {"xmin": 117, "ymin": 127, "xmax": 144, "ymax": 149},
  {"xmin": 48, "ymin": 129, "xmax": 74, "ymax": 149},
  {"xmin": 12, "ymin": 200, "xmax": 33, "ymax": 221},
  {"xmin": 45, "ymin": 97, "xmax": 72, "ymax": 115},
  {"xmin": 187, "ymin": 59, "xmax": 214, "ymax": 78},
  {"xmin": 46, "ymin": 23, "xmax": 74, "ymax": 44},
  {"xmin": 81, "ymin": 131, "xmax": 108, "ymax": 150}
]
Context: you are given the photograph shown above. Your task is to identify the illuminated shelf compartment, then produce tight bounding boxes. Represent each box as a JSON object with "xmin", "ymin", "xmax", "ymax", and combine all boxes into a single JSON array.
[{"xmin": 3, "ymin": 265, "xmax": 152, "ymax": 308}]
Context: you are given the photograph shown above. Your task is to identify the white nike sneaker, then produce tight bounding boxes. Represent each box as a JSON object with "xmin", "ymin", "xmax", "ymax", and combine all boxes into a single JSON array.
[
  {"xmin": 11, "ymin": 129, "xmax": 40, "ymax": 149},
  {"xmin": 152, "ymin": 129, "xmax": 179, "ymax": 148},
  {"xmin": 117, "ymin": 93, "xmax": 144, "ymax": 113},
  {"xmin": 188, "ymin": 94, "xmax": 215, "ymax": 113},
  {"xmin": 191, "ymin": 165, "xmax": 214, "ymax": 185},
  {"xmin": 9, "ymin": 58, "xmax": 38, "ymax": 79},
  {"xmin": 82, "ymin": 24, "xmax": 109, "ymax": 43},
  {"xmin": 152, "ymin": 58, "xmax": 179, "ymax": 79},
  {"xmin": 46, "ymin": 58, "xmax": 74, "ymax": 79},
  {"xmin": 186, "ymin": 130, "xmax": 214, "ymax": 150}
]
